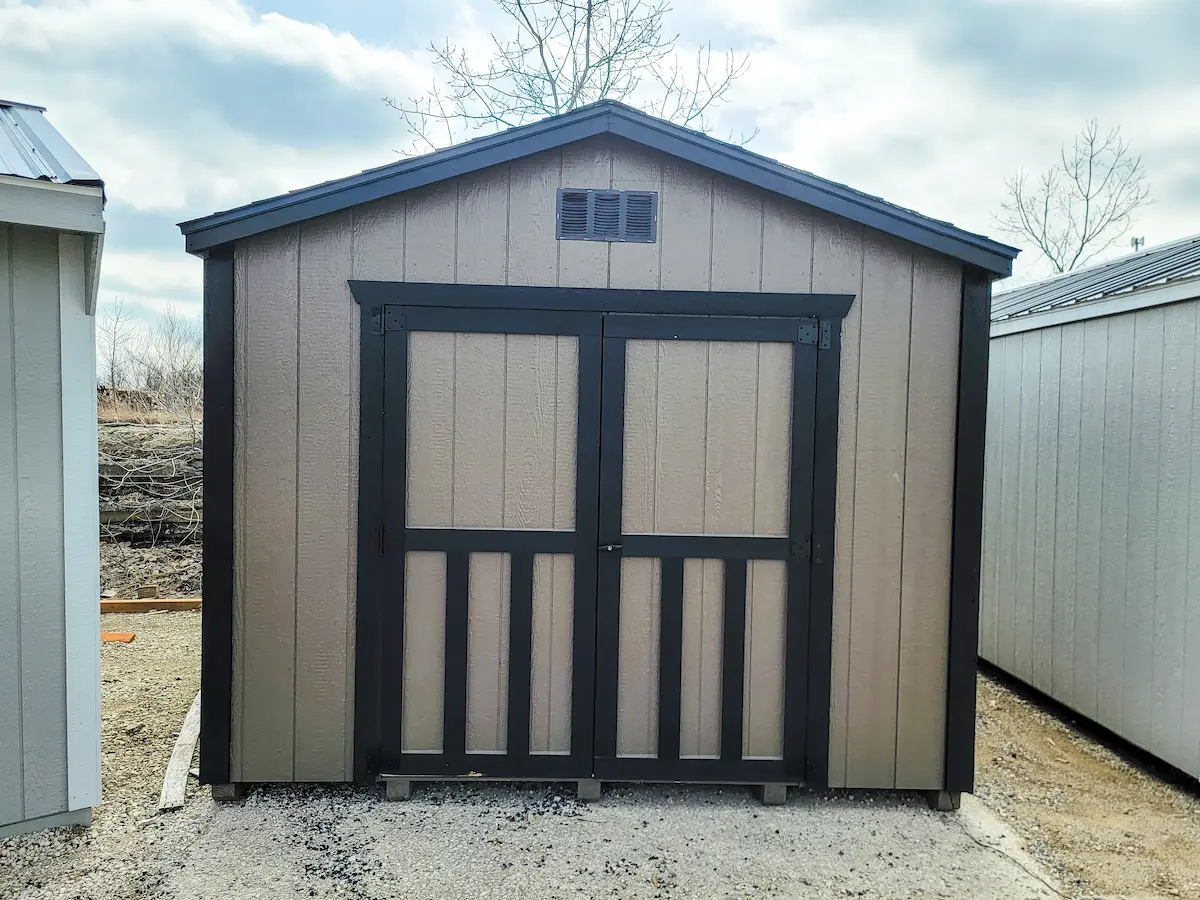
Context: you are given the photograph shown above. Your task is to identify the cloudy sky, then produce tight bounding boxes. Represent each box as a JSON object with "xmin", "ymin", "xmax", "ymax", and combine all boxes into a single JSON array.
[{"xmin": 2, "ymin": 0, "xmax": 1196, "ymax": 326}]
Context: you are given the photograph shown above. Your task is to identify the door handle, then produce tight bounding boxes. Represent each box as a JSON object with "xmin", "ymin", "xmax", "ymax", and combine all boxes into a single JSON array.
[{"xmin": 598, "ymin": 543, "xmax": 622, "ymax": 552}]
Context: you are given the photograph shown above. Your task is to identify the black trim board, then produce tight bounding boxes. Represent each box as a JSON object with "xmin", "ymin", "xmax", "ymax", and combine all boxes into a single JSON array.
[
  {"xmin": 350, "ymin": 280, "xmax": 856, "ymax": 319},
  {"xmin": 180, "ymin": 101, "xmax": 1017, "ymax": 276},
  {"xmin": 199, "ymin": 246, "xmax": 234, "ymax": 785},
  {"xmin": 944, "ymin": 268, "xmax": 991, "ymax": 793}
]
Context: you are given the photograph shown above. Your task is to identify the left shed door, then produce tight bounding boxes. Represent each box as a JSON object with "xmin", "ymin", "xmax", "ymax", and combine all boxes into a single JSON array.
[{"xmin": 373, "ymin": 307, "xmax": 602, "ymax": 778}]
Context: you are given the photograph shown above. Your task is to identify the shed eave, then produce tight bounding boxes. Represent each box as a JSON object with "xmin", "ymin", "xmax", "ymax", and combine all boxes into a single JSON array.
[
  {"xmin": 179, "ymin": 103, "xmax": 1017, "ymax": 277},
  {"xmin": 0, "ymin": 176, "xmax": 104, "ymax": 234}
]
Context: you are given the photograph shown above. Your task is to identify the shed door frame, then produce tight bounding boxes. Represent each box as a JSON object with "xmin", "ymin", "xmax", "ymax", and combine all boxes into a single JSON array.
[{"xmin": 350, "ymin": 281, "xmax": 853, "ymax": 786}]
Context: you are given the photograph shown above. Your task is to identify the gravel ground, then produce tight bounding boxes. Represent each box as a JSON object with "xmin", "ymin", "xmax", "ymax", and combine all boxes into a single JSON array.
[
  {"xmin": 100, "ymin": 543, "xmax": 202, "ymax": 598},
  {"xmin": 975, "ymin": 670, "xmax": 1200, "ymax": 899},
  {"xmin": 7, "ymin": 612, "xmax": 1195, "ymax": 899}
]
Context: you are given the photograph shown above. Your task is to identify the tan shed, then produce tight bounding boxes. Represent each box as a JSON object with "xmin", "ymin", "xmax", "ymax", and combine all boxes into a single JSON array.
[{"xmin": 179, "ymin": 102, "xmax": 1017, "ymax": 807}]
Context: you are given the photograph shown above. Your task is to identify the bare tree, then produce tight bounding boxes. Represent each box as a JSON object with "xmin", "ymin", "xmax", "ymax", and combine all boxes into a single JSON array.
[
  {"xmin": 131, "ymin": 308, "xmax": 203, "ymax": 429},
  {"xmin": 387, "ymin": 0, "xmax": 752, "ymax": 152},
  {"xmin": 997, "ymin": 120, "xmax": 1151, "ymax": 274},
  {"xmin": 97, "ymin": 298, "xmax": 135, "ymax": 388}
]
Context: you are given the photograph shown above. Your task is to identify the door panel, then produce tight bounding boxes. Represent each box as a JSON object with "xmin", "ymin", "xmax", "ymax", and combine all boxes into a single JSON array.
[
  {"xmin": 380, "ymin": 309, "xmax": 601, "ymax": 778},
  {"xmin": 596, "ymin": 315, "xmax": 817, "ymax": 783}
]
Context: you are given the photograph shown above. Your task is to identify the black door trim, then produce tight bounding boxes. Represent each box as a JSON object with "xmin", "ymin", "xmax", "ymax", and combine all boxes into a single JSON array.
[{"xmin": 353, "ymin": 283, "xmax": 849, "ymax": 784}]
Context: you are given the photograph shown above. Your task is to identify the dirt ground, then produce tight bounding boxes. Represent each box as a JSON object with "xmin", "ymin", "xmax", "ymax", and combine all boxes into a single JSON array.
[
  {"xmin": 1, "ymin": 615, "xmax": 1197, "ymax": 899},
  {"xmin": 975, "ymin": 670, "xmax": 1200, "ymax": 899}
]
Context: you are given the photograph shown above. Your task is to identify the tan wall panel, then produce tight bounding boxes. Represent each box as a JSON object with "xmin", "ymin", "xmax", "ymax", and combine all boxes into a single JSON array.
[
  {"xmin": 649, "ymin": 340, "xmax": 708, "ymax": 533},
  {"xmin": 553, "ymin": 337, "xmax": 579, "ymax": 530},
  {"xmin": 704, "ymin": 341, "xmax": 764, "ymax": 535},
  {"xmin": 617, "ymin": 557, "xmax": 661, "ymax": 756},
  {"xmin": 353, "ymin": 196, "xmax": 406, "ymax": 280},
  {"xmin": 405, "ymin": 183, "xmax": 457, "ymax": 282},
  {"xmin": 452, "ymin": 333, "xmax": 507, "ymax": 527},
  {"xmin": 753, "ymin": 344, "xmax": 793, "ymax": 535},
  {"xmin": 813, "ymin": 219, "xmax": 865, "ymax": 787},
  {"xmin": 711, "ymin": 177, "xmax": 763, "ymax": 291},
  {"xmin": 622, "ymin": 339, "xmax": 659, "ymax": 534},
  {"xmin": 558, "ymin": 138, "xmax": 611, "ymax": 287},
  {"xmin": 467, "ymin": 553, "xmax": 511, "ymax": 753},
  {"xmin": 845, "ymin": 238, "xmax": 914, "ymax": 788},
  {"xmin": 403, "ymin": 552, "xmax": 446, "ymax": 753},
  {"xmin": 507, "ymin": 154, "xmax": 560, "ymax": 287},
  {"xmin": 761, "ymin": 204, "xmax": 815, "ymax": 293},
  {"xmin": 659, "ymin": 161, "xmax": 712, "ymax": 290},
  {"xmin": 610, "ymin": 145, "xmax": 662, "ymax": 289},
  {"xmin": 407, "ymin": 332, "xmax": 457, "ymax": 528},
  {"xmin": 457, "ymin": 169, "xmax": 509, "ymax": 284},
  {"xmin": 680, "ymin": 559, "xmax": 723, "ymax": 758},
  {"xmin": 295, "ymin": 212, "xmax": 354, "ymax": 780},
  {"xmin": 503, "ymin": 334, "xmax": 576, "ymax": 530},
  {"xmin": 233, "ymin": 230, "xmax": 299, "ymax": 782},
  {"xmin": 743, "ymin": 559, "xmax": 786, "ymax": 759},
  {"xmin": 895, "ymin": 254, "xmax": 960, "ymax": 789},
  {"xmin": 530, "ymin": 554, "xmax": 574, "ymax": 753}
]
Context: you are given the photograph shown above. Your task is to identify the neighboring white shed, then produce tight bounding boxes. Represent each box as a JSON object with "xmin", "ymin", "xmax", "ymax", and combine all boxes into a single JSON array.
[
  {"xmin": 0, "ymin": 100, "xmax": 105, "ymax": 837},
  {"xmin": 982, "ymin": 235, "xmax": 1200, "ymax": 782}
]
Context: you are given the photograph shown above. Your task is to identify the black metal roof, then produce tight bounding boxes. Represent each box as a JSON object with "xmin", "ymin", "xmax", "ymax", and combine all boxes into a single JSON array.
[
  {"xmin": 991, "ymin": 233, "xmax": 1200, "ymax": 321},
  {"xmin": 179, "ymin": 100, "xmax": 1017, "ymax": 276}
]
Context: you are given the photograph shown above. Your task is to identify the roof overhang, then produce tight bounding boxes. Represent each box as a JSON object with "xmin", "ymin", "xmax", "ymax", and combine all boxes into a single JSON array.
[
  {"xmin": 180, "ymin": 103, "xmax": 1018, "ymax": 277},
  {"xmin": 991, "ymin": 273, "xmax": 1200, "ymax": 337},
  {"xmin": 0, "ymin": 174, "xmax": 105, "ymax": 234}
]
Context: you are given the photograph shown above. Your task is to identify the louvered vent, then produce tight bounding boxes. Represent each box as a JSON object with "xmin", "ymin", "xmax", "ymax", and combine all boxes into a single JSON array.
[{"xmin": 556, "ymin": 188, "xmax": 658, "ymax": 243}]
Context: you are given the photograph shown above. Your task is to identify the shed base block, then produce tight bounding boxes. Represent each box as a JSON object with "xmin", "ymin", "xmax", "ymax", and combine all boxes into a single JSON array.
[
  {"xmin": 924, "ymin": 790, "xmax": 961, "ymax": 812},
  {"xmin": 211, "ymin": 783, "xmax": 247, "ymax": 802},
  {"xmin": 760, "ymin": 784, "xmax": 787, "ymax": 806},
  {"xmin": 576, "ymin": 779, "xmax": 602, "ymax": 801},
  {"xmin": 384, "ymin": 778, "xmax": 412, "ymax": 801}
]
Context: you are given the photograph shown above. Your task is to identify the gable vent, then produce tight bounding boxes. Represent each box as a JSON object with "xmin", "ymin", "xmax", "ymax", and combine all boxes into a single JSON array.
[{"xmin": 556, "ymin": 188, "xmax": 658, "ymax": 243}]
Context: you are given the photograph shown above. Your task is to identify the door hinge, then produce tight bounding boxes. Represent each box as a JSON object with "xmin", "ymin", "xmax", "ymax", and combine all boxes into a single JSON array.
[
  {"xmin": 797, "ymin": 320, "xmax": 819, "ymax": 345},
  {"xmin": 792, "ymin": 536, "xmax": 812, "ymax": 560},
  {"xmin": 370, "ymin": 308, "xmax": 384, "ymax": 335},
  {"xmin": 384, "ymin": 307, "xmax": 405, "ymax": 332},
  {"xmin": 378, "ymin": 524, "xmax": 385, "ymax": 556},
  {"xmin": 819, "ymin": 320, "xmax": 832, "ymax": 350}
]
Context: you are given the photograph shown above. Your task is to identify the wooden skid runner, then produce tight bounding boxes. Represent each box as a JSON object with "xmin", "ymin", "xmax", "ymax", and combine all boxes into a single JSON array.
[{"xmin": 101, "ymin": 598, "xmax": 202, "ymax": 613}]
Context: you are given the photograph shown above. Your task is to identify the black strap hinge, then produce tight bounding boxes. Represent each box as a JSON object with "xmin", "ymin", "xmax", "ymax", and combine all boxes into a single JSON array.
[
  {"xmin": 819, "ymin": 320, "xmax": 832, "ymax": 350},
  {"xmin": 792, "ymin": 536, "xmax": 812, "ymax": 560},
  {"xmin": 797, "ymin": 321, "xmax": 818, "ymax": 345}
]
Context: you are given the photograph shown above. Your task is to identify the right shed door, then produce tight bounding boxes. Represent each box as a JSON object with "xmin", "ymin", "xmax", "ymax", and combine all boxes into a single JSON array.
[{"xmin": 594, "ymin": 314, "xmax": 819, "ymax": 784}]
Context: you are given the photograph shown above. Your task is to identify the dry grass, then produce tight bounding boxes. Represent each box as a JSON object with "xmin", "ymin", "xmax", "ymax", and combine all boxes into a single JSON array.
[{"xmin": 97, "ymin": 396, "xmax": 200, "ymax": 425}]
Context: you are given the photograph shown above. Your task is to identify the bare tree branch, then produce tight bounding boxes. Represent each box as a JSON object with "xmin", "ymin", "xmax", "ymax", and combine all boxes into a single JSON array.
[
  {"xmin": 388, "ymin": 0, "xmax": 752, "ymax": 152},
  {"xmin": 996, "ymin": 119, "xmax": 1151, "ymax": 274}
]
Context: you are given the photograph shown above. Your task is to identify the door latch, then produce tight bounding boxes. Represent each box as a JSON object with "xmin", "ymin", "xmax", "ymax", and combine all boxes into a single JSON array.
[{"xmin": 598, "ymin": 543, "xmax": 622, "ymax": 552}]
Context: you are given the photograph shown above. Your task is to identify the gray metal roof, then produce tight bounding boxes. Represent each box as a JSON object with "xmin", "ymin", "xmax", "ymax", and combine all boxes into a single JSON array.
[
  {"xmin": 179, "ymin": 100, "xmax": 1018, "ymax": 276},
  {"xmin": 0, "ymin": 99, "xmax": 102, "ymax": 187},
  {"xmin": 991, "ymin": 233, "xmax": 1200, "ymax": 321}
]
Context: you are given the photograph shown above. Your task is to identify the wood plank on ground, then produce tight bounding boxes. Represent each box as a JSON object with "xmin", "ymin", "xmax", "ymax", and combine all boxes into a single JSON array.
[
  {"xmin": 159, "ymin": 691, "xmax": 201, "ymax": 811},
  {"xmin": 101, "ymin": 598, "xmax": 201, "ymax": 613}
]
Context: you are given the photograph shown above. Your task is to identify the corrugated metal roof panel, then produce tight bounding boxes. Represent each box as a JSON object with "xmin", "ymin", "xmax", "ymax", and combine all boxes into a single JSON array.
[
  {"xmin": 992, "ymin": 234, "xmax": 1200, "ymax": 321},
  {"xmin": 0, "ymin": 99, "xmax": 102, "ymax": 186}
]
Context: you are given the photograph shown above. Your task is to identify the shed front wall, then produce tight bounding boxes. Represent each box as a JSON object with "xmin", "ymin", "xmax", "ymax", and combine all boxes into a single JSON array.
[
  {"xmin": 0, "ymin": 224, "xmax": 101, "ymax": 832},
  {"xmin": 230, "ymin": 135, "xmax": 963, "ymax": 788},
  {"xmin": 981, "ymin": 299, "xmax": 1200, "ymax": 780}
]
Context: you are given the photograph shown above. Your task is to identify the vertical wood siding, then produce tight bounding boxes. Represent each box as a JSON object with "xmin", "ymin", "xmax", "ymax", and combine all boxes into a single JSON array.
[
  {"xmin": 233, "ymin": 136, "xmax": 961, "ymax": 786},
  {"xmin": 982, "ymin": 299, "xmax": 1200, "ymax": 781},
  {"xmin": 0, "ymin": 226, "xmax": 98, "ymax": 829}
]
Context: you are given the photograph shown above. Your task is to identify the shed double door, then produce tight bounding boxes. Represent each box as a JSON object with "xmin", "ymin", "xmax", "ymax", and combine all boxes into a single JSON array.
[{"xmin": 373, "ymin": 305, "xmax": 820, "ymax": 784}]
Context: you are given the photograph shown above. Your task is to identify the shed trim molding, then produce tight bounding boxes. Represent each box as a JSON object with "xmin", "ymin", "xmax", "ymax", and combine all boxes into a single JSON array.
[
  {"xmin": 199, "ymin": 246, "xmax": 235, "ymax": 785},
  {"xmin": 991, "ymin": 274, "xmax": 1200, "ymax": 336},
  {"xmin": 944, "ymin": 267, "xmax": 991, "ymax": 793},
  {"xmin": 0, "ymin": 176, "xmax": 104, "ymax": 235},
  {"xmin": 179, "ymin": 102, "xmax": 1017, "ymax": 277}
]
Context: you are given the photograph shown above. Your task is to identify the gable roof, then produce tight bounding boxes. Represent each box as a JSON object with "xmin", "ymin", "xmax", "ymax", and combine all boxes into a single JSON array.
[
  {"xmin": 992, "ymin": 233, "xmax": 1200, "ymax": 321},
  {"xmin": 0, "ymin": 99, "xmax": 102, "ymax": 188},
  {"xmin": 179, "ymin": 100, "xmax": 1017, "ymax": 276}
]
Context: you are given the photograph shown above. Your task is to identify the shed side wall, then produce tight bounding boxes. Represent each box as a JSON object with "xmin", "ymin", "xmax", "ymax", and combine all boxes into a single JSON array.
[
  {"xmin": 982, "ymin": 298, "xmax": 1200, "ymax": 781},
  {"xmin": 0, "ymin": 225, "xmax": 72, "ymax": 828},
  {"xmin": 232, "ymin": 136, "xmax": 962, "ymax": 788}
]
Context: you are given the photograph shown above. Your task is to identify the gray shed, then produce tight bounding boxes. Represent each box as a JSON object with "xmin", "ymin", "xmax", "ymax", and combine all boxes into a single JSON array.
[
  {"xmin": 180, "ymin": 101, "xmax": 1018, "ymax": 805},
  {"xmin": 982, "ymin": 235, "xmax": 1200, "ymax": 781},
  {"xmin": 0, "ymin": 100, "xmax": 105, "ymax": 837}
]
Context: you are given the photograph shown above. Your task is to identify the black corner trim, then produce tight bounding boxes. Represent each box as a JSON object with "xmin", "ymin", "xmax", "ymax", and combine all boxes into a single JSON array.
[
  {"xmin": 199, "ymin": 245, "xmax": 235, "ymax": 785},
  {"xmin": 944, "ymin": 267, "xmax": 991, "ymax": 793}
]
